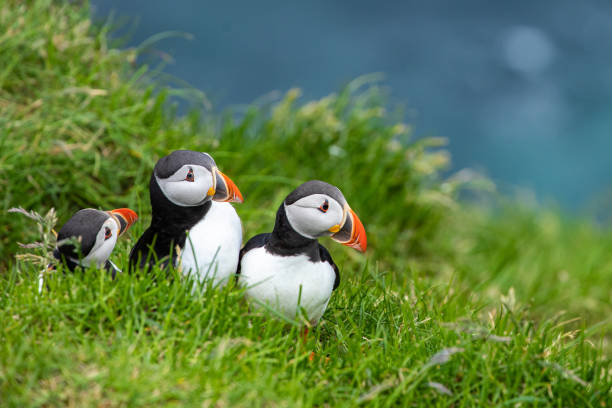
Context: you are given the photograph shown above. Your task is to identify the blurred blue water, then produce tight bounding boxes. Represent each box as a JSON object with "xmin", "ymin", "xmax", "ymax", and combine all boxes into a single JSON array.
[{"xmin": 91, "ymin": 0, "xmax": 612, "ymax": 211}]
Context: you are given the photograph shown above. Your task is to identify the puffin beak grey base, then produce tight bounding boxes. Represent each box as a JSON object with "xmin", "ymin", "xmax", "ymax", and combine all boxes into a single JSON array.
[{"xmin": 212, "ymin": 168, "xmax": 244, "ymax": 203}]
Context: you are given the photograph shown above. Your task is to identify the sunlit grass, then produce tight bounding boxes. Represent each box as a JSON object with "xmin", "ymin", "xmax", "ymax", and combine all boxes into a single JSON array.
[
  {"xmin": 0, "ymin": 0, "xmax": 611, "ymax": 406},
  {"xmin": 2, "ymin": 261, "xmax": 610, "ymax": 406}
]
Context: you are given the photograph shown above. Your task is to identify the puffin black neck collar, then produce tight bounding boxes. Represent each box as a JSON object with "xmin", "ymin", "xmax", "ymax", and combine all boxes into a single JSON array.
[
  {"xmin": 148, "ymin": 173, "xmax": 212, "ymax": 236},
  {"xmin": 266, "ymin": 203, "xmax": 320, "ymax": 261}
]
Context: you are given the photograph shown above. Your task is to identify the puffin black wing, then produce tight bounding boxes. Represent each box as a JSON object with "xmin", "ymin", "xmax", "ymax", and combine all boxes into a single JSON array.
[
  {"xmin": 52, "ymin": 248, "xmax": 79, "ymax": 271},
  {"xmin": 318, "ymin": 244, "xmax": 340, "ymax": 290},
  {"xmin": 129, "ymin": 227, "xmax": 186, "ymax": 272},
  {"xmin": 236, "ymin": 233, "xmax": 271, "ymax": 276}
]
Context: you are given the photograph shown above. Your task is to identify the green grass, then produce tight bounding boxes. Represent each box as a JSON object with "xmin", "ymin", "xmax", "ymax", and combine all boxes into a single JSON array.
[
  {"xmin": 443, "ymin": 203, "xmax": 612, "ymax": 329},
  {"xmin": 2, "ymin": 263, "xmax": 610, "ymax": 406},
  {"xmin": 1, "ymin": 0, "xmax": 611, "ymax": 406}
]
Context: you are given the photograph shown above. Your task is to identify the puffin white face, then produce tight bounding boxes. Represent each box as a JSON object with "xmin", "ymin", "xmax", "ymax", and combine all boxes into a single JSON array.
[
  {"xmin": 152, "ymin": 150, "xmax": 243, "ymax": 207},
  {"xmin": 284, "ymin": 193, "xmax": 345, "ymax": 239},
  {"xmin": 155, "ymin": 164, "xmax": 215, "ymax": 207},
  {"xmin": 281, "ymin": 180, "xmax": 367, "ymax": 252},
  {"xmin": 81, "ymin": 217, "xmax": 119, "ymax": 266}
]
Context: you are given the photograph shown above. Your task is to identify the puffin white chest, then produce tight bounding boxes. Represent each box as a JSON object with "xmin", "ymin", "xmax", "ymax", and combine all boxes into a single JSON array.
[
  {"xmin": 240, "ymin": 247, "xmax": 336, "ymax": 323},
  {"xmin": 180, "ymin": 201, "xmax": 242, "ymax": 287}
]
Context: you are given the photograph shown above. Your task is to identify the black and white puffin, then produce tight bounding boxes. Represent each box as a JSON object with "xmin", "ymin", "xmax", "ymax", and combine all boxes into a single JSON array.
[
  {"xmin": 238, "ymin": 180, "xmax": 366, "ymax": 324},
  {"xmin": 53, "ymin": 207, "xmax": 138, "ymax": 275},
  {"xmin": 129, "ymin": 150, "xmax": 244, "ymax": 286}
]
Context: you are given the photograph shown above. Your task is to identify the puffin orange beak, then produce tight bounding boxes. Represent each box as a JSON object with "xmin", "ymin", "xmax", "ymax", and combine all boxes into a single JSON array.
[
  {"xmin": 108, "ymin": 208, "xmax": 138, "ymax": 236},
  {"xmin": 212, "ymin": 168, "xmax": 244, "ymax": 203},
  {"xmin": 331, "ymin": 206, "xmax": 367, "ymax": 252}
]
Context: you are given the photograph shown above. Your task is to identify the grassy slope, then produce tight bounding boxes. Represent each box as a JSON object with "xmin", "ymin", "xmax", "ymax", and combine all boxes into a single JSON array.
[{"xmin": 1, "ymin": 1, "xmax": 611, "ymax": 406}]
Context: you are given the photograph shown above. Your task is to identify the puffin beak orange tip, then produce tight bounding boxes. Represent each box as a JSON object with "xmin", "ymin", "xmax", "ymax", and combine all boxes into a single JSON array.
[
  {"xmin": 331, "ymin": 207, "xmax": 367, "ymax": 253},
  {"xmin": 213, "ymin": 169, "xmax": 244, "ymax": 203},
  {"xmin": 345, "ymin": 209, "xmax": 367, "ymax": 253}
]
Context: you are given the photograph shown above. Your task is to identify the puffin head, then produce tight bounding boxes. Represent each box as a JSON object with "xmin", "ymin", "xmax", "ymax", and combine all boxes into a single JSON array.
[
  {"xmin": 283, "ymin": 180, "xmax": 367, "ymax": 252},
  {"xmin": 153, "ymin": 150, "xmax": 243, "ymax": 207},
  {"xmin": 56, "ymin": 208, "xmax": 138, "ymax": 267}
]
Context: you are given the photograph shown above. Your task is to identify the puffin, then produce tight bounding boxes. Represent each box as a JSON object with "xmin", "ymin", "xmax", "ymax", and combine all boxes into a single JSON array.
[
  {"xmin": 53, "ymin": 207, "xmax": 138, "ymax": 276},
  {"xmin": 129, "ymin": 150, "xmax": 244, "ymax": 287},
  {"xmin": 237, "ymin": 180, "xmax": 366, "ymax": 325}
]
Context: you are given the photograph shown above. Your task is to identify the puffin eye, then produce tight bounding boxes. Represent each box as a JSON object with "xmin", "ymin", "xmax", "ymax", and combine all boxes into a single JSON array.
[
  {"xmin": 318, "ymin": 200, "xmax": 329, "ymax": 213},
  {"xmin": 185, "ymin": 168, "xmax": 195, "ymax": 182},
  {"xmin": 104, "ymin": 227, "xmax": 112, "ymax": 240}
]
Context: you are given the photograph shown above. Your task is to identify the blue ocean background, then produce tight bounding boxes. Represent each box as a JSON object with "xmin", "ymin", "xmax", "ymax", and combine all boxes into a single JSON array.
[{"xmin": 91, "ymin": 0, "xmax": 612, "ymax": 213}]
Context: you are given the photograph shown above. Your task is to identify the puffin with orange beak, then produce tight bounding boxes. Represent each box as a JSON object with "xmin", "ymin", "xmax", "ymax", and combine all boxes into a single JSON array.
[
  {"xmin": 129, "ymin": 150, "xmax": 244, "ymax": 287},
  {"xmin": 238, "ymin": 180, "xmax": 366, "ymax": 324},
  {"xmin": 53, "ymin": 207, "xmax": 138, "ymax": 277}
]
